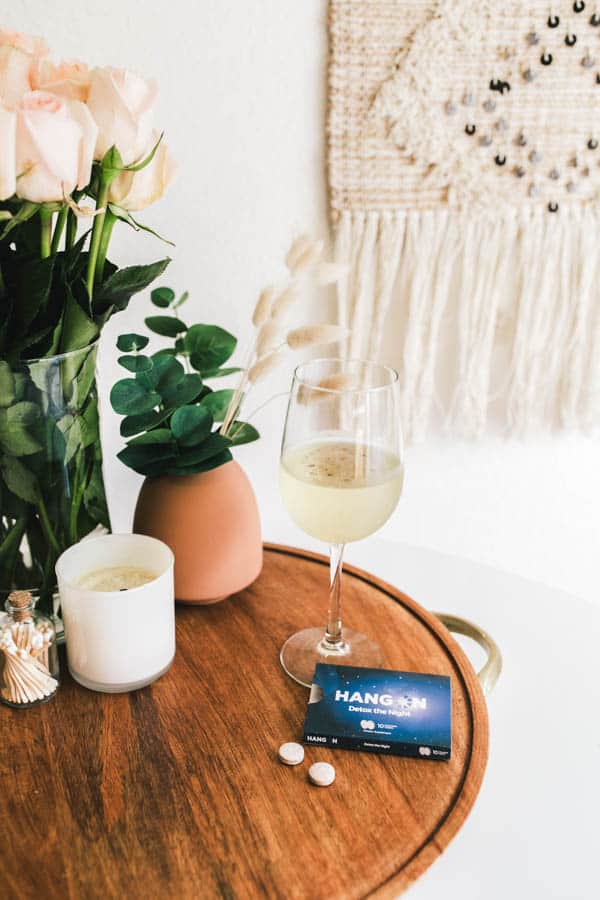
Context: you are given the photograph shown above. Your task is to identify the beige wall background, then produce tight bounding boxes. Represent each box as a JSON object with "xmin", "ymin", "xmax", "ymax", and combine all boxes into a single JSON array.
[{"xmin": 6, "ymin": 0, "xmax": 599, "ymax": 603}]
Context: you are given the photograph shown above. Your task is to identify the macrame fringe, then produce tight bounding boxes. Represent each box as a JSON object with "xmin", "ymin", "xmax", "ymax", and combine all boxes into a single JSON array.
[{"xmin": 334, "ymin": 208, "xmax": 600, "ymax": 440}]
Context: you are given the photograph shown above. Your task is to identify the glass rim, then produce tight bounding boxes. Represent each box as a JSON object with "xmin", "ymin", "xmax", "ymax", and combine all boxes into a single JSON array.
[
  {"xmin": 292, "ymin": 357, "xmax": 399, "ymax": 395},
  {"xmin": 22, "ymin": 336, "xmax": 100, "ymax": 365}
]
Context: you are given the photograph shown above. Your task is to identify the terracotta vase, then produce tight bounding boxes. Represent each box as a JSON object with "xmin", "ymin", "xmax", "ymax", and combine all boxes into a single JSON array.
[{"xmin": 133, "ymin": 461, "xmax": 263, "ymax": 604}]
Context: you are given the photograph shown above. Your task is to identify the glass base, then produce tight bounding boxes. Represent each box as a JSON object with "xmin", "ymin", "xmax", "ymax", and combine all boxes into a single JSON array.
[{"xmin": 280, "ymin": 627, "xmax": 386, "ymax": 688}]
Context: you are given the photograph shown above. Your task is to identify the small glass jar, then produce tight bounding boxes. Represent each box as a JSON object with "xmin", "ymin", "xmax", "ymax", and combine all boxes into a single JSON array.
[{"xmin": 0, "ymin": 590, "xmax": 59, "ymax": 707}]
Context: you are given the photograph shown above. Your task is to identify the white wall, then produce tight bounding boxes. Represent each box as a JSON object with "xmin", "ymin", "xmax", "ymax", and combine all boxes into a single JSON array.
[{"xmin": 7, "ymin": 0, "xmax": 599, "ymax": 603}]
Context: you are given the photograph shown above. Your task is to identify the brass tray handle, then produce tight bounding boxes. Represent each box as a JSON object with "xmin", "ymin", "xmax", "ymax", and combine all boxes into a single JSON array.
[{"xmin": 434, "ymin": 613, "xmax": 502, "ymax": 696}]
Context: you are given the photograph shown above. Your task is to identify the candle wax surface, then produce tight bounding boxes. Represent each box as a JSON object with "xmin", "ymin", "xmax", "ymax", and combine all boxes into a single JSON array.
[{"xmin": 76, "ymin": 566, "xmax": 157, "ymax": 592}]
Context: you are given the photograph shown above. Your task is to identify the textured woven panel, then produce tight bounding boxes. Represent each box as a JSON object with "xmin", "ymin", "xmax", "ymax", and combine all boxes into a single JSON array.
[{"xmin": 329, "ymin": 0, "xmax": 600, "ymax": 213}]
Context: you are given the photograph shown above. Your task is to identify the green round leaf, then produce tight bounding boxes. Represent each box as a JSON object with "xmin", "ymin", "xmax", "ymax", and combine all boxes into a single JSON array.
[
  {"xmin": 201, "ymin": 366, "xmax": 243, "ymax": 379},
  {"xmin": 145, "ymin": 316, "xmax": 188, "ymax": 338},
  {"xmin": 161, "ymin": 373, "xmax": 204, "ymax": 408},
  {"xmin": 117, "ymin": 443, "xmax": 176, "ymax": 474},
  {"xmin": 120, "ymin": 410, "xmax": 170, "ymax": 437},
  {"xmin": 117, "ymin": 333, "xmax": 149, "ymax": 352},
  {"xmin": 141, "ymin": 354, "xmax": 185, "ymax": 394},
  {"xmin": 185, "ymin": 324, "xmax": 237, "ymax": 373},
  {"xmin": 228, "ymin": 421, "xmax": 260, "ymax": 446},
  {"xmin": 173, "ymin": 290, "xmax": 189, "ymax": 309},
  {"xmin": 110, "ymin": 379, "xmax": 160, "ymax": 416},
  {"xmin": 166, "ymin": 449, "xmax": 232, "ymax": 477},
  {"xmin": 170, "ymin": 405, "xmax": 213, "ymax": 447},
  {"xmin": 118, "ymin": 354, "xmax": 152, "ymax": 373},
  {"xmin": 151, "ymin": 287, "xmax": 176, "ymax": 308},
  {"xmin": 200, "ymin": 389, "xmax": 234, "ymax": 422},
  {"xmin": 176, "ymin": 433, "xmax": 232, "ymax": 467},
  {"xmin": 128, "ymin": 428, "xmax": 173, "ymax": 447}
]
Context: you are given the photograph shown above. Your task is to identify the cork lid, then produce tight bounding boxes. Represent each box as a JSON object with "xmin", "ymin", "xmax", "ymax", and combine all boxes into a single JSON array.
[{"xmin": 7, "ymin": 590, "xmax": 34, "ymax": 621}]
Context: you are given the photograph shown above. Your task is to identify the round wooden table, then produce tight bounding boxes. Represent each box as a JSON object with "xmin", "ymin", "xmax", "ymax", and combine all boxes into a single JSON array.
[{"xmin": 0, "ymin": 545, "xmax": 488, "ymax": 899}]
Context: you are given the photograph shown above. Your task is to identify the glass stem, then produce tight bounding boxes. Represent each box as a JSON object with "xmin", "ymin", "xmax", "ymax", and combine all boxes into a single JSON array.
[{"xmin": 324, "ymin": 543, "xmax": 345, "ymax": 648}]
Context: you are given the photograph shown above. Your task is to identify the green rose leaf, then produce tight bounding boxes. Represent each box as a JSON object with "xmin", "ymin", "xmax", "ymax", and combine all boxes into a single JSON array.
[
  {"xmin": 62, "ymin": 417, "xmax": 82, "ymax": 465},
  {"xmin": 151, "ymin": 287, "xmax": 175, "ymax": 308},
  {"xmin": 59, "ymin": 288, "xmax": 99, "ymax": 353},
  {"xmin": 70, "ymin": 347, "xmax": 97, "ymax": 408},
  {"xmin": 118, "ymin": 354, "xmax": 152, "ymax": 373},
  {"xmin": 117, "ymin": 333, "xmax": 149, "ymax": 352},
  {"xmin": 80, "ymin": 397, "xmax": 100, "ymax": 449},
  {"xmin": 110, "ymin": 379, "xmax": 160, "ymax": 416},
  {"xmin": 0, "ymin": 454, "xmax": 38, "ymax": 503},
  {"xmin": 170, "ymin": 405, "xmax": 213, "ymax": 447},
  {"xmin": 83, "ymin": 460, "xmax": 110, "ymax": 527},
  {"xmin": 0, "ymin": 402, "xmax": 42, "ymax": 456},
  {"xmin": 227, "ymin": 421, "xmax": 260, "ymax": 446},
  {"xmin": 0, "ymin": 201, "xmax": 40, "ymax": 241},
  {"xmin": 96, "ymin": 258, "xmax": 171, "ymax": 312},
  {"xmin": 14, "ymin": 254, "xmax": 56, "ymax": 335},
  {"xmin": 200, "ymin": 389, "xmax": 234, "ymax": 422},
  {"xmin": 144, "ymin": 316, "xmax": 188, "ymax": 338},
  {"xmin": 160, "ymin": 373, "xmax": 204, "ymax": 408},
  {"xmin": 0, "ymin": 362, "xmax": 15, "ymax": 408},
  {"xmin": 185, "ymin": 324, "xmax": 237, "ymax": 374}
]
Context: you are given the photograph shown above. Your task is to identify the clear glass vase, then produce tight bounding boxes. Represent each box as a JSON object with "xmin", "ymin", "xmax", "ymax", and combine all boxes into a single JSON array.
[{"xmin": 0, "ymin": 341, "xmax": 110, "ymax": 616}]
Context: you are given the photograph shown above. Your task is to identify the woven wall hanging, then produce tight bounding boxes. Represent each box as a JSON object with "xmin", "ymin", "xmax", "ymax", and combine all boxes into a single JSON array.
[{"xmin": 328, "ymin": 0, "xmax": 600, "ymax": 439}]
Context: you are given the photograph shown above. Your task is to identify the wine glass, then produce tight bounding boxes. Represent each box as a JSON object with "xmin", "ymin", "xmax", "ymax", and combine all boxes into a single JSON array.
[{"xmin": 279, "ymin": 358, "xmax": 404, "ymax": 687}]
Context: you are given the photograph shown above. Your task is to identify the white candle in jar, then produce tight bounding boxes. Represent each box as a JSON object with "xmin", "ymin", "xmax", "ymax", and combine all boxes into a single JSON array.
[{"xmin": 55, "ymin": 534, "xmax": 175, "ymax": 693}]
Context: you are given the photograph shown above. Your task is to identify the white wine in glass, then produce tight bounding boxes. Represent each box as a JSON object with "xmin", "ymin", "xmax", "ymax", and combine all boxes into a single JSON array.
[{"xmin": 279, "ymin": 358, "xmax": 404, "ymax": 687}]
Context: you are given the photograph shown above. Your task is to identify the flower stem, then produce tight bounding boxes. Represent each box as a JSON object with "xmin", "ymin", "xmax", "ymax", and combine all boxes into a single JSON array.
[
  {"xmin": 85, "ymin": 180, "xmax": 110, "ymax": 299},
  {"xmin": 94, "ymin": 208, "xmax": 116, "ymax": 285},
  {"xmin": 50, "ymin": 206, "xmax": 68, "ymax": 254},
  {"xmin": 39, "ymin": 208, "xmax": 53, "ymax": 259},
  {"xmin": 66, "ymin": 210, "xmax": 77, "ymax": 249},
  {"xmin": 37, "ymin": 493, "xmax": 61, "ymax": 555}
]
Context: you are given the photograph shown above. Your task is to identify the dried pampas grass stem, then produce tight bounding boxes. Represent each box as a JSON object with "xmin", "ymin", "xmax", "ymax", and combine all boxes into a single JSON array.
[
  {"xmin": 252, "ymin": 285, "xmax": 276, "ymax": 328},
  {"xmin": 248, "ymin": 348, "xmax": 286, "ymax": 384},
  {"xmin": 286, "ymin": 324, "xmax": 350, "ymax": 350},
  {"xmin": 219, "ymin": 233, "xmax": 350, "ymax": 438}
]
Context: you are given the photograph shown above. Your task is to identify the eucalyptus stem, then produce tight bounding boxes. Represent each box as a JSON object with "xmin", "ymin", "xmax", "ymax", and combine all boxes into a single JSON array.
[
  {"xmin": 94, "ymin": 208, "xmax": 116, "ymax": 285},
  {"xmin": 39, "ymin": 208, "xmax": 53, "ymax": 259},
  {"xmin": 50, "ymin": 206, "xmax": 68, "ymax": 254},
  {"xmin": 85, "ymin": 180, "xmax": 110, "ymax": 298}
]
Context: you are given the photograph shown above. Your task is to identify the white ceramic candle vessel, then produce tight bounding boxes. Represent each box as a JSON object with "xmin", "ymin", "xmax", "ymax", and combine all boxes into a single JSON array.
[{"xmin": 55, "ymin": 534, "xmax": 175, "ymax": 693}]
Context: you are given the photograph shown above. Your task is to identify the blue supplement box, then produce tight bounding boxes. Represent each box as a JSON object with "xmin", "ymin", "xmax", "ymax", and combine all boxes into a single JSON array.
[{"xmin": 303, "ymin": 664, "xmax": 452, "ymax": 760}]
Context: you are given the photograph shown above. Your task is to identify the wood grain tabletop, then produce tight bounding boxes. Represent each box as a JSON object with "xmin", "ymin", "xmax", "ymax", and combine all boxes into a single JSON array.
[{"xmin": 0, "ymin": 544, "xmax": 488, "ymax": 899}]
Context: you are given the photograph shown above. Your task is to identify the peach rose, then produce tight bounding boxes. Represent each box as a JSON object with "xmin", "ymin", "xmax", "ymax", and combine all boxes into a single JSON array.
[
  {"xmin": 16, "ymin": 91, "xmax": 98, "ymax": 202},
  {"xmin": 109, "ymin": 131, "xmax": 176, "ymax": 210},
  {"xmin": 0, "ymin": 102, "xmax": 16, "ymax": 199},
  {"xmin": 87, "ymin": 66, "xmax": 157, "ymax": 166},
  {"xmin": 0, "ymin": 27, "xmax": 48, "ymax": 107},
  {"xmin": 33, "ymin": 59, "xmax": 91, "ymax": 102}
]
